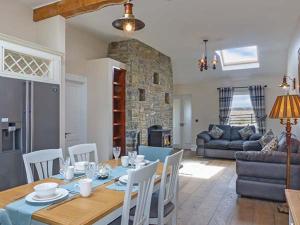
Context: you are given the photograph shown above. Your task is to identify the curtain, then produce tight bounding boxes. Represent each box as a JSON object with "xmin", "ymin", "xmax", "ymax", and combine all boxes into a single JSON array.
[
  {"xmin": 219, "ymin": 87, "xmax": 234, "ymax": 125},
  {"xmin": 249, "ymin": 85, "xmax": 266, "ymax": 134}
]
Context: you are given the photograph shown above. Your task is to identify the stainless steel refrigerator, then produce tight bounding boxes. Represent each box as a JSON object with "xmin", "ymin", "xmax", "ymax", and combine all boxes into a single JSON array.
[{"xmin": 0, "ymin": 76, "xmax": 60, "ymax": 190}]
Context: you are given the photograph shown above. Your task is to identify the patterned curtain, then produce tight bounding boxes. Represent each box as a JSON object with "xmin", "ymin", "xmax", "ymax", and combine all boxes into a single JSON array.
[
  {"xmin": 249, "ymin": 85, "xmax": 267, "ymax": 134},
  {"xmin": 219, "ymin": 87, "xmax": 234, "ymax": 125}
]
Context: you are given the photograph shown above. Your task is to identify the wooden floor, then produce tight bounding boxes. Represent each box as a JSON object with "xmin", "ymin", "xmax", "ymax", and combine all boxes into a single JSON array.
[{"xmin": 177, "ymin": 151, "xmax": 288, "ymax": 225}]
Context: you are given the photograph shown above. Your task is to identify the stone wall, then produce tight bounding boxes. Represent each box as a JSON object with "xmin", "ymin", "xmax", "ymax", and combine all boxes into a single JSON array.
[{"xmin": 107, "ymin": 39, "xmax": 173, "ymax": 145}]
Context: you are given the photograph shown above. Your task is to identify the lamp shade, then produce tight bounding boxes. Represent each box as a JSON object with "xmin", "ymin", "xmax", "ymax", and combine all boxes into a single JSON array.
[{"xmin": 269, "ymin": 95, "xmax": 300, "ymax": 119}]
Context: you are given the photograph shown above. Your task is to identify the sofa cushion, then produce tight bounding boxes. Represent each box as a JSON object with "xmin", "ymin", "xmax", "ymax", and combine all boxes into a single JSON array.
[
  {"xmin": 208, "ymin": 125, "xmax": 231, "ymax": 141},
  {"xmin": 238, "ymin": 125, "xmax": 255, "ymax": 140},
  {"xmin": 235, "ymin": 151, "xmax": 300, "ymax": 164},
  {"xmin": 261, "ymin": 138, "xmax": 278, "ymax": 153},
  {"xmin": 197, "ymin": 131, "xmax": 211, "ymax": 143},
  {"xmin": 229, "ymin": 140, "xmax": 244, "ymax": 150},
  {"xmin": 277, "ymin": 136, "xmax": 300, "ymax": 153},
  {"xmin": 231, "ymin": 126, "xmax": 255, "ymax": 141},
  {"xmin": 259, "ymin": 129, "xmax": 275, "ymax": 147},
  {"xmin": 243, "ymin": 140, "xmax": 262, "ymax": 151},
  {"xmin": 249, "ymin": 133, "xmax": 262, "ymax": 141},
  {"xmin": 205, "ymin": 140, "xmax": 230, "ymax": 150},
  {"xmin": 209, "ymin": 125, "xmax": 224, "ymax": 139}
]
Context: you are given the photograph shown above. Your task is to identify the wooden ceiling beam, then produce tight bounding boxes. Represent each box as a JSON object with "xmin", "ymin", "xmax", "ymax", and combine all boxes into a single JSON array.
[{"xmin": 33, "ymin": 0, "xmax": 127, "ymax": 22}]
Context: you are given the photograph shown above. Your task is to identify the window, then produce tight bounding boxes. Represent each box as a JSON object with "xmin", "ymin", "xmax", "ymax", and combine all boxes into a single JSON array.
[
  {"xmin": 138, "ymin": 89, "xmax": 145, "ymax": 101},
  {"xmin": 153, "ymin": 72, "xmax": 159, "ymax": 84},
  {"xmin": 216, "ymin": 46, "xmax": 259, "ymax": 71},
  {"xmin": 228, "ymin": 91, "xmax": 257, "ymax": 127}
]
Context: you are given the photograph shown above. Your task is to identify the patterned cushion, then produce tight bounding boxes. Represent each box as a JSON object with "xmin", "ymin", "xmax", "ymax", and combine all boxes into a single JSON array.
[
  {"xmin": 261, "ymin": 137, "xmax": 278, "ymax": 153},
  {"xmin": 209, "ymin": 125, "xmax": 224, "ymax": 139},
  {"xmin": 238, "ymin": 125, "xmax": 254, "ymax": 140},
  {"xmin": 208, "ymin": 125, "xmax": 231, "ymax": 140},
  {"xmin": 259, "ymin": 129, "xmax": 275, "ymax": 147}
]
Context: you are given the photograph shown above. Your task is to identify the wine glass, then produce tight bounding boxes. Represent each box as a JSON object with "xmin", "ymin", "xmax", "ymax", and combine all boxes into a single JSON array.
[
  {"xmin": 128, "ymin": 151, "xmax": 137, "ymax": 167},
  {"xmin": 113, "ymin": 147, "xmax": 121, "ymax": 160}
]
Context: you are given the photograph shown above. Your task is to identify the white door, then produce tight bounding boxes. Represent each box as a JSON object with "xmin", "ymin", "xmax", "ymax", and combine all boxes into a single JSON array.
[
  {"xmin": 173, "ymin": 95, "xmax": 192, "ymax": 149},
  {"xmin": 65, "ymin": 74, "xmax": 87, "ymax": 149}
]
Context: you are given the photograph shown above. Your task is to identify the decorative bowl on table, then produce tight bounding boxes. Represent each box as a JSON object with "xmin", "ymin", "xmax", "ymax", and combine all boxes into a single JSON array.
[{"xmin": 97, "ymin": 163, "xmax": 112, "ymax": 180}]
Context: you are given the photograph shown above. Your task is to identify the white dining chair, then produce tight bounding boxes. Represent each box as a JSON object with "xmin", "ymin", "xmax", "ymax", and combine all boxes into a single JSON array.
[
  {"xmin": 148, "ymin": 150, "xmax": 184, "ymax": 225},
  {"xmin": 0, "ymin": 209, "xmax": 12, "ymax": 225},
  {"xmin": 22, "ymin": 149, "xmax": 64, "ymax": 184},
  {"xmin": 109, "ymin": 161, "xmax": 159, "ymax": 225},
  {"xmin": 68, "ymin": 143, "xmax": 98, "ymax": 165}
]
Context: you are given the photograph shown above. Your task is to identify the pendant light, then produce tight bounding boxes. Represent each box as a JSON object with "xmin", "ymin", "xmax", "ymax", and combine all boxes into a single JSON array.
[
  {"xmin": 112, "ymin": 0, "xmax": 145, "ymax": 33},
  {"xmin": 198, "ymin": 40, "xmax": 218, "ymax": 72}
]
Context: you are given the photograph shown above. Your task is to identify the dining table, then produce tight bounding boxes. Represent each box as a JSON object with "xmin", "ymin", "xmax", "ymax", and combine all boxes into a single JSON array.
[{"xmin": 0, "ymin": 159, "xmax": 164, "ymax": 225}]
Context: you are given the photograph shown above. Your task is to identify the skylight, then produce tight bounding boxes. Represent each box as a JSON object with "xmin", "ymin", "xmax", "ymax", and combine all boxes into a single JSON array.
[{"xmin": 216, "ymin": 46, "xmax": 260, "ymax": 71}]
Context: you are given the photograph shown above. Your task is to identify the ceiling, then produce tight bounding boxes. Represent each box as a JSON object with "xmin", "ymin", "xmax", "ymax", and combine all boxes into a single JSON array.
[{"xmin": 20, "ymin": 0, "xmax": 300, "ymax": 84}]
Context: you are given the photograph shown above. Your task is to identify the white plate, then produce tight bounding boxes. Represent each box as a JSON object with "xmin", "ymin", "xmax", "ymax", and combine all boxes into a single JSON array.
[
  {"xmin": 32, "ymin": 190, "xmax": 63, "ymax": 201},
  {"xmin": 25, "ymin": 188, "xmax": 69, "ymax": 204}
]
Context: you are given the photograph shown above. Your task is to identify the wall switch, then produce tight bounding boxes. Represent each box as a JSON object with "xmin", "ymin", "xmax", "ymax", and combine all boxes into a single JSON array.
[{"xmin": 1, "ymin": 118, "xmax": 8, "ymax": 123}]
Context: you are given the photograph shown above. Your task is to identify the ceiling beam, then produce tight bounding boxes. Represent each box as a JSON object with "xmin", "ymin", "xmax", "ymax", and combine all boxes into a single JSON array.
[{"xmin": 33, "ymin": 0, "xmax": 127, "ymax": 22}]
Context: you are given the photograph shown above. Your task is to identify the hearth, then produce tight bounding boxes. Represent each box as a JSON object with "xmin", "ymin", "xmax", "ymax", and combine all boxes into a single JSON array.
[{"xmin": 148, "ymin": 125, "xmax": 171, "ymax": 147}]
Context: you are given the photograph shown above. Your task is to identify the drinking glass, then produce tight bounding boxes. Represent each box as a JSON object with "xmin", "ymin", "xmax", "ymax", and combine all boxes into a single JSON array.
[
  {"xmin": 59, "ymin": 157, "xmax": 71, "ymax": 179},
  {"xmin": 113, "ymin": 147, "xmax": 121, "ymax": 160},
  {"xmin": 128, "ymin": 151, "xmax": 137, "ymax": 167},
  {"xmin": 86, "ymin": 162, "xmax": 97, "ymax": 180}
]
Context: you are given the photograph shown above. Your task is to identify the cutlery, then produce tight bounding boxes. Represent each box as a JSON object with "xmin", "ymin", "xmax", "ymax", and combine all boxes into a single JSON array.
[{"xmin": 46, "ymin": 195, "xmax": 80, "ymax": 210}]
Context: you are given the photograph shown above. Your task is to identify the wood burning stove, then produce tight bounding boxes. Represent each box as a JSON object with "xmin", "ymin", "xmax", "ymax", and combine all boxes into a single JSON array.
[{"xmin": 148, "ymin": 125, "xmax": 171, "ymax": 147}]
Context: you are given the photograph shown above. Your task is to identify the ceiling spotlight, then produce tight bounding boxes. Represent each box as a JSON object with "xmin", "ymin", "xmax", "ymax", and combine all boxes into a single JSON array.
[{"xmin": 112, "ymin": 0, "xmax": 145, "ymax": 33}]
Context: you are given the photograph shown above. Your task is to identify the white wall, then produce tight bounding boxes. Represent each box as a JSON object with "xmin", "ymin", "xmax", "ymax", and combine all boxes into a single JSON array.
[
  {"xmin": 0, "ymin": 0, "xmax": 37, "ymax": 42},
  {"xmin": 65, "ymin": 24, "xmax": 108, "ymax": 75},
  {"xmin": 287, "ymin": 18, "xmax": 300, "ymax": 137},
  {"xmin": 174, "ymin": 75, "xmax": 287, "ymax": 141}
]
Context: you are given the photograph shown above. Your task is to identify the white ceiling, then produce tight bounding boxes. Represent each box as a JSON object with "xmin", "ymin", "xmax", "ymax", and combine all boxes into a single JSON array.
[{"xmin": 20, "ymin": 0, "xmax": 300, "ymax": 84}]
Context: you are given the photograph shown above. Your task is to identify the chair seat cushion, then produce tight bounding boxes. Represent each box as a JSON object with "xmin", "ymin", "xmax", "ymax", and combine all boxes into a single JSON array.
[
  {"xmin": 130, "ymin": 191, "xmax": 175, "ymax": 218},
  {"xmin": 205, "ymin": 140, "xmax": 230, "ymax": 150},
  {"xmin": 229, "ymin": 140, "xmax": 244, "ymax": 150}
]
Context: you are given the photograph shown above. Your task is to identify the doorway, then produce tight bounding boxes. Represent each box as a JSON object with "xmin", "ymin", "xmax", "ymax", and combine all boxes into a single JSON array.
[
  {"xmin": 173, "ymin": 95, "xmax": 192, "ymax": 149},
  {"xmin": 65, "ymin": 74, "xmax": 87, "ymax": 149}
]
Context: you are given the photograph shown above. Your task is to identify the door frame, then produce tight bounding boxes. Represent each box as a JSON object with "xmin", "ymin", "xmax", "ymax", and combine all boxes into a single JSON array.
[
  {"xmin": 173, "ymin": 94, "xmax": 193, "ymax": 149},
  {"xmin": 65, "ymin": 73, "xmax": 87, "ymax": 146}
]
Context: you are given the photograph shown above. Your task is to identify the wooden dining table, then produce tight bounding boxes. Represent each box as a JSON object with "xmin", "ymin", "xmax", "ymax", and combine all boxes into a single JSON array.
[{"xmin": 0, "ymin": 160, "xmax": 164, "ymax": 225}]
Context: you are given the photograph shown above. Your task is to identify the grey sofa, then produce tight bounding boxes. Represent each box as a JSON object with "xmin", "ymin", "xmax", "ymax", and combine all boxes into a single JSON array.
[
  {"xmin": 236, "ymin": 135, "xmax": 300, "ymax": 201},
  {"xmin": 196, "ymin": 124, "xmax": 262, "ymax": 159}
]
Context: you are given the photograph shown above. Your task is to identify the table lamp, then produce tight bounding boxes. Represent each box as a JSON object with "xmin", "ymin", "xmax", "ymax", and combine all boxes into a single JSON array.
[{"xmin": 269, "ymin": 94, "xmax": 300, "ymax": 189}]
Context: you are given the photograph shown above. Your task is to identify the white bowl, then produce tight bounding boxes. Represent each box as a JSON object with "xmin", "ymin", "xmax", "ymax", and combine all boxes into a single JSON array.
[
  {"xmin": 135, "ymin": 155, "xmax": 145, "ymax": 163},
  {"xmin": 74, "ymin": 161, "xmax": 88, "ymax": 171},
  {"xmin": 34, "ymin": 182, "xmax": 58, "ymax": 198}
]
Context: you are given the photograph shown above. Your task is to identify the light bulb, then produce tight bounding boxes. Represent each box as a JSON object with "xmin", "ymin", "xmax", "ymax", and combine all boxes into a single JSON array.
[
  {"xmin": 123, "ymin": 20, "xmax": 135, "ymax": 33},
  {"xmin": 125, "ymin": 23, "xmax": 133, "ymax": 32}
]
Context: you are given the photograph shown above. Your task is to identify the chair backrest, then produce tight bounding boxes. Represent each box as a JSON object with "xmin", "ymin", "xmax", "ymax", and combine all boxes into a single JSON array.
[
  {"xmin": 0, "ymin": 209, "xmax": 12, "ymax": 225},
  {"xmin": 138, "ymin": 145, "xmax": 173, "ymax": 162},
  {"xmin": 68, "ymin": 143, "xmax": 98, "ymax": 165},
  {"xmin": 22, "ymin": 149, "xmax": 63, "ymax": 184},
  {"xmin": 121, "ymin": 161, "xmax": 159, "ymax": 225},
  {"xmin": 158, "ymin": 150, "xmax": 183, "ymax": 223}
]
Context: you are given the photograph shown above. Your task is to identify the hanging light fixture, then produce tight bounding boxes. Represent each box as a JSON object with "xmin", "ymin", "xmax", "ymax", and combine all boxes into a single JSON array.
[
  {"xmin": 112, "ymin": 0, "xmax": 145, "ymax": 33},
  {"xmin": 198, "ymin": 40, "xmax": 218, "ymax": 72}
]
